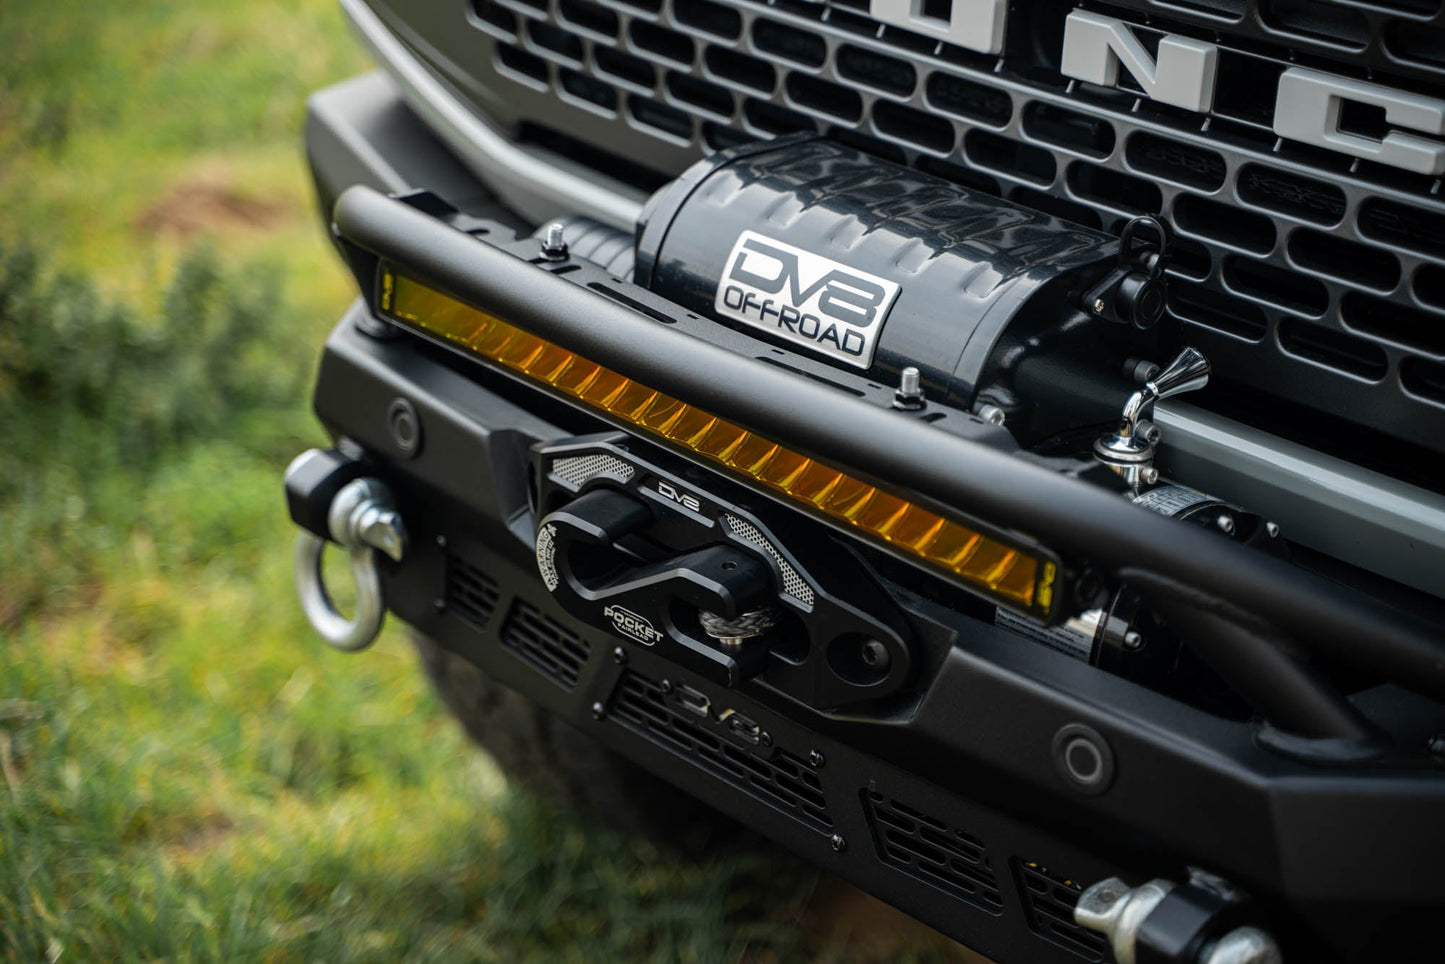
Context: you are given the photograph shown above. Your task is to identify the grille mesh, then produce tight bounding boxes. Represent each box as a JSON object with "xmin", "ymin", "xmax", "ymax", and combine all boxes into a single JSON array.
[
  {"xmin": 610, "ymin": 669, "xmax": 834, "ymax": 829},
  {"xmin": 723, "ymin": 513, "xmax": 815, "ymax": 605},
  {"xmin": 861, "ymin": 789, "xmax": 1005, "ymax": 914},
  {"xmin": 551, "ymin": 452, "xmax": 636, "ymax": 488},
  {"xmin": 463, "ymin": 0, "xmax": 1445, "ymax": 453}
]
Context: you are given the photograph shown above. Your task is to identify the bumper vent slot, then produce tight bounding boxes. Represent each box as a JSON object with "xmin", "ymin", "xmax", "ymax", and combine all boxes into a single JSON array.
[
  {"xmin": 861, "ymin": 790, "xmax": 1004, "ymax": 914},
  {"xmin": 1014, "ymin": 859, "xmax": 1108, "ymax": 962},
  {"xmin": 463, "ymin": 0, "xmax": 1445, "ymax": 454},
  {"xmin": 611, "ymin": 671, "xmax": 833, "ymax": 830},
  {"xmin": 446, "ymin": 554, "xmax": 502, "ymax": 628},
  {"xmin": 499, "ymin": 599, "xmax": 591, "ymax": 690}
]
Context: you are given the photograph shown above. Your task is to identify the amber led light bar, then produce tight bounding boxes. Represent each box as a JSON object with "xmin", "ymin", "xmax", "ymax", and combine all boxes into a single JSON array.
[{"xmin": 380, "ymin": 268, "xmax": 1057, "ymax": 617}]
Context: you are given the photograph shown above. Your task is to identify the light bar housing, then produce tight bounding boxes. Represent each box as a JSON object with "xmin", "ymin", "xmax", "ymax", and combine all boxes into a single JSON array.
[{"xmin": 380, "ymin": 268, "xmax": 1059, "ymax": 618}]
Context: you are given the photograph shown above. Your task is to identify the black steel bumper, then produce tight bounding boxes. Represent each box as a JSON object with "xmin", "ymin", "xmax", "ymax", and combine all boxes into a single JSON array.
[{"xmin": 304, "ymin": 74, "xmax": 1445, "ymax": 963}]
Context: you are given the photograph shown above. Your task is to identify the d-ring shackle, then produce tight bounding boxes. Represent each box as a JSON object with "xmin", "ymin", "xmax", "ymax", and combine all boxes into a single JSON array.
[{"xmin": 291, "ymin": 472, "xmax": 408, "ymax": 652}]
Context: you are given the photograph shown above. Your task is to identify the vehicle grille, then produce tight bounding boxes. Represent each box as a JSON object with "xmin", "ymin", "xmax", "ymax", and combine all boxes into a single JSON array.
[
  {"xmin": 461, "ymin": 0, "xmax": 1445, "ymax": 454},
  {"xmin": 1014, "ymin": 858, "xmax": 1109, "ymax": 961},
  {"xmin": 609, "ymin": 669, "xmax": 834, "ymax": 830},
  {"xmin": 860, "ymin": 789, "xmax": 1005, "ymax": 914},
  {"xmin": 446, "ymin": 553, "xmax": 503, "ymax": 628},
  {"xmin": 499, "ymin": 598, "xmax": 592, "ymax": 689}
]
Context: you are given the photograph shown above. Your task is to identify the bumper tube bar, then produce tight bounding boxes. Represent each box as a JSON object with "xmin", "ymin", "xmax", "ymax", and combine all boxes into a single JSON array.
[{"xmin": 331, "ymin": 185, "xmax": 1445, "ymax": 728}]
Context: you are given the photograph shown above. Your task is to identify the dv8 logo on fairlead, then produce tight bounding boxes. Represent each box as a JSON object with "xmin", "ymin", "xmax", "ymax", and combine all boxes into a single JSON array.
[{"xmin": 715, "ymin": 231, "xmax": 901, "ymax": 370}]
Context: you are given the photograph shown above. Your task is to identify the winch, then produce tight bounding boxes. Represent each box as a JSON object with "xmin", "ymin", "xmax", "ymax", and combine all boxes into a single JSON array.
[{"xmin": 634, "ymin": 135, "xmax": 1170, "ymax": 439}]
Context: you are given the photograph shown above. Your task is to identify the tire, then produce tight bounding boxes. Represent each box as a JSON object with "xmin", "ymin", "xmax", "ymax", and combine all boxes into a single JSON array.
[{"xmin": 412, "ymin": 631, "xmax": 741, "ymax": 851}]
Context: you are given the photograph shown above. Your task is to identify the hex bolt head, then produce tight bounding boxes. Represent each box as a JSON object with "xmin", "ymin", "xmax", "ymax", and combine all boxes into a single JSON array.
[
  {"xmin": 1139, "ymin": 466, "xmax": 1160, "ymax": 486},
  {"xmin": 975, "ymin": 403, "xmax": 1007, "ymax": 426},
  {"xmin": 1216, "ymin": 514, "xmax": 1237, "ymax": 536},
  {"xmin": 809, "ymin": 749, "xmax": 825, "ymax": 768},
  {"xmin": 591, "ymin": 701, "xmax": 606, "ymax": 720},
  {"xmin": 1123, "ymin": 630, "xmax": 1144, "ymax": 651},
  {"xmin": 659, "ymin": 679, "xmax": 674, "ymax": 695},
  {"xmin": 830, "ymin": 834, "xmax": 847, "ymax": 853},
  {"xmin": 860, "ymin": 639, "xmax": 891, "ymax": 672},
  {"xmin": 612, "ymin": 646, "xmax": 627, "ymax": 665},
  {"xmin": 1093, "ymin": 297, "xmax": 1107, "ymax": 314},
  {"xmin": 1266, "ymin": 522, "xmax": 1281, "ymax": 539}
]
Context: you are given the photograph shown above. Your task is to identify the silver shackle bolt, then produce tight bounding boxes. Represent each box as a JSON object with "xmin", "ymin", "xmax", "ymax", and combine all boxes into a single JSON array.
[
  {"xmin": 290, "ymin": 467, "xmax": 409, "ymax": 652},
  {"xmin": 1075, "ymin": 876, "xmax": 1282, "ymax": 964},
  {"xmin": 540, "ymin": 222, "xmax": 568, "ymax": 261},
  {"xmin": 893, "ymin": 365, "xmax": 926, "ymax": 410}
]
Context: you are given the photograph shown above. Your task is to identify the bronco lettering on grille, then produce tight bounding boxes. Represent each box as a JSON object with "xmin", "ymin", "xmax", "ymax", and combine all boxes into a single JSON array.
[{"xmin": 1056, "ymin": 10, "xmax": 1445, "ymax": 176}]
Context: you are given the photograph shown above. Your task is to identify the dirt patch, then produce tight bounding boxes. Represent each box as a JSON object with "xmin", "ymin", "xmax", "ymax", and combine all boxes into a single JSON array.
[{"xmin": 136, "ymin": 181, "xmax": 288, "ymax": 238}]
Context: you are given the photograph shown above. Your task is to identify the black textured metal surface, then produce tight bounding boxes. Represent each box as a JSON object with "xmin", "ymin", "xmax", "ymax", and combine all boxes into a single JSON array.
[
  {"xmin": 610, "ymin": 668, "xmax": 835, "ymax": 830},
  {"xmin": 373, "ymin": 0, "xmax": 1445, "ymax": 454},
  {"xmin": 499, "ymin": 597, "xmax": 592, "ymax": 688},
  {"xmin": 860, "ymin": 789, "xmax": 1006, "ymax": 914},
  {"xmin": 1014, "ymin": 859, "xmax": 1110, "ymax": 961},
  {"xmin": 446, "ymin": 552, "xmax": 503, "ymax": 627},
  {"xmin": 638, "ymin": 137, "xmax": 1118, "ymax": 399}
]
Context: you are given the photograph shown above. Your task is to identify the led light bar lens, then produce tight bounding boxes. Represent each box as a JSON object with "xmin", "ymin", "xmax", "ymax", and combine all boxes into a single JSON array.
[{"xmin": 381, "ymin": 270, "xmax": 1056, "ymax": 616}]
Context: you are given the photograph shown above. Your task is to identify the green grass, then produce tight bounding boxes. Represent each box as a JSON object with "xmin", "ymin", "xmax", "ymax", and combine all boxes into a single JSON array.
[{"xmin": 0, "ymin": 1, "xmax": 975, "ymax": 960}]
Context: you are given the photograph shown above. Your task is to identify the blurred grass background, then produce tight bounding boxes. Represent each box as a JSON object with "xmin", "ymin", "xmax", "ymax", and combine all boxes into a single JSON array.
[{"xmin": 0, "ymin": 1, "xmax": 975, "ymax": 959}]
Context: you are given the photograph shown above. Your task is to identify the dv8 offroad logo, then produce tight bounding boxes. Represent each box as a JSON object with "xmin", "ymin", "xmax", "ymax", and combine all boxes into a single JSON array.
[{"xmin": 715, "ymin": 231, "xmax": 901, "ymax": 370}]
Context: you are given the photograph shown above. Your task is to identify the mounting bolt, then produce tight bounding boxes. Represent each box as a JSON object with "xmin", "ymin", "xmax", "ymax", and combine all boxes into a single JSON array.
[
  {"xmin": 660, "ymin": 679, "xmax": 674, "ymax": 695},
  {"xmin": 1266, "ymin": 521, "xmax": 1281, "ymax": 539},
  {"xmin": 433, "ymin": 597, "xmax": 448, "ymax": 614},
  {"xmin": 974, "ymin": 403, "xmax": 1007, "ymax": 426},
  {"xmin": 1216, "ymin": 514, "xmax": 1236, "ymax": 536},
  {"xmin": 809, "ymin": 749, "xmax": 825, "ymax": 769},
  {"xmin": 1135, "ymin": 418, "xmax": 1162, "ymax": 446},
  {"xmin": 591, "ymin": 701, "xmax": 606, "ymax": 720},
  {"xmin": 893, "ymin": 366, "xmax": 926, "ymax": 410},
  {"xmin": 1124, "ymin": 357, "xmax": 1161, "ymax": 384},
  {"xmin": 540, "ymin": 222, "xmax": 568, "ymax": 261},
  {"xmin": 1139, "ymin": 466, "xmax": 1160, "ymax": 486},
  {"xmin": 612, "ymin": 646, "xmax": 627, "ymax": 665},
  {"xmin": 860, "ymin": 639, "xmax": 891, "ymax": 672},
  {"xmin": 1093, "ymin": 297, "xmax": 1107, "ymax": 314},
  {"xmin": 435, "ymin": 535, "xmax": 448, "ymax": 549},
  {"xmin": 830, "ymin": 834, "xmax": 847, "ymax": 853},
  {"xmin": 1123, "ymin": 630, "xmax": 1144, "ymax": 651},
  {"xmin": 1428, "ymin": 733, "xmax": 1445, "ymax": 759}
]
